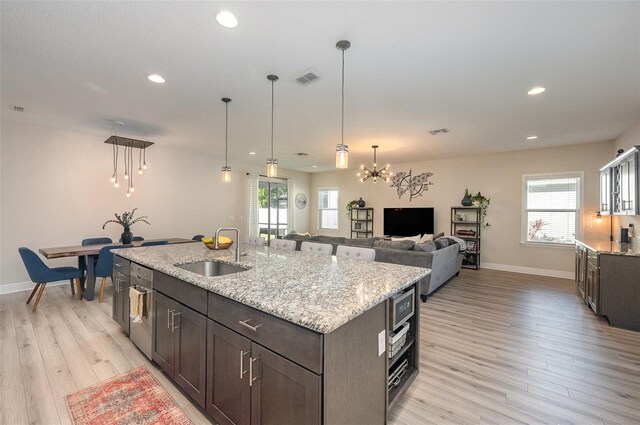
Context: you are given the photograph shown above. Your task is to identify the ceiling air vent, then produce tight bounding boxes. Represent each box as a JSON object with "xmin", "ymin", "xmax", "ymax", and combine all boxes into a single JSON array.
[
  {"xmin": 296, "ymin": 152, "xmax": 309, "ymax": 156},
  {"xmin": 10, "ymin": 105, "xmax": 24, "ymax": 112},
  {"xmin": 429, "ymin": 128, "xmax": 449, "ymax": 135},
  {"xmin": 295, "ymin": 71, "xmax": 320, "ymax": 86}
]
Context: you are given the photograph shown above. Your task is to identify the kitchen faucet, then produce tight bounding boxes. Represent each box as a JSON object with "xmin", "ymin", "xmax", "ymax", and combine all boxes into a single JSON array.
[{"xmin": 215, "ymin": 227, "xmax": 240, "ymax": 262}]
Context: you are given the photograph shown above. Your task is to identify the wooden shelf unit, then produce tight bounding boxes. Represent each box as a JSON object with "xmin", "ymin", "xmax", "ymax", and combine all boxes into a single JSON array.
[
  {"xmin": 451, "ymin": 206, "xmax": 481, "ymax": 270},
  {"xmin": 350, "ymin": 207, "xmax": 374, "ymax": 239}
]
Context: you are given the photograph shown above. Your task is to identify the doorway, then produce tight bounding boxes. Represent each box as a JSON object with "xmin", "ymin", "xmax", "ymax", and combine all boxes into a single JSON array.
[{"xmin": 258, "ymin": 178, "xmax": 288, "ymax": 242}]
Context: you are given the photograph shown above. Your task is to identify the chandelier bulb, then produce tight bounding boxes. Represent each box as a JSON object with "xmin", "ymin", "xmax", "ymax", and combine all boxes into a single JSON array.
[
  {"xmin": 110, "ymin": 176, "xmax": 116, "ymax": 183},
  {"xmin": 143, "ymin": 163, "xmax": 148, "ymax": 170},
  {"xmin": 130, "ymin": 186, "xmax": 135, "ymax": 193},
  {"xmin": 138, "ymin": 167, "xmax": 143, "ymax": 175}
]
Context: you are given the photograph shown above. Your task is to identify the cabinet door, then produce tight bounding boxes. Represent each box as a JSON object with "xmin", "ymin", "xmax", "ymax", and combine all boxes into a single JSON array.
[
  {"xmin": 586, "ymin": 262, "xmax": 599, "ymax": 314},
  {"xmin": 599, "ymin": 168, "xmax": 611, "ymax": 214},
  {"xmin": 112, "ymin": 270, "xmax": 129, "ymax": 333},
  {"xmin": 206, "ymin": 320, "xmax": 251, "ymax": 425},
  {"xmin": 250, "ymin": 343, "xmax": 321, "ymax": 425},
  {"xmin": 174, "ymin": 303, "xmax": 207, "ymax": 408},
  {"xmin": 627, "ymin": 155, "xmax": 637, "ymax": 214},
  {"xmin": 575, "ymin": 246, "xmax": 587, "ymax": 300},
  {"xmin": 152, "ymin": 291, "xmax": 175, "ymax": 376}
]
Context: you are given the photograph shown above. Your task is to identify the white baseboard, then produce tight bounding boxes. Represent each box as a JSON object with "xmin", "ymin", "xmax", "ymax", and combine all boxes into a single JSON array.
[
  {"xmin": 481, "ymin": 262, "xmax": 574, "ymax": 280},
  {"xmin": 0, "ymin": 280, "xmax": 67, "ymax": 295}
]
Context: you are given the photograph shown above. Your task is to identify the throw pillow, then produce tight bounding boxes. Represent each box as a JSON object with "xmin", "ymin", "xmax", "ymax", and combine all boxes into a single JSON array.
[
  {"xmin": 414, "ymin": 241, "xmax": 437, "ymax": 252},
  {"xmin": 434, "ymin": 238, "xmax": 450, "ymax": 249},
  {"xmin": 419, "ymin": 234, "xmax": 434, "ymax": 243},
  {"xmin": 391, "ymin": 234, "xmax": 421, "ymax": 244},
  {"xmin": 433, "ymin": 232, "xmax": 445, "ymax": 240},
  {"xmin": 374, "ymin": 240, "xmax": 416, "ymax": 250}
]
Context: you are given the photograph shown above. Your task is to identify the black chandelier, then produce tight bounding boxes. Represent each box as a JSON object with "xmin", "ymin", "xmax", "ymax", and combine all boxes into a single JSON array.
[{"xmin": 358, "ymin": 145, "xmax": 392, "ymax": 183}]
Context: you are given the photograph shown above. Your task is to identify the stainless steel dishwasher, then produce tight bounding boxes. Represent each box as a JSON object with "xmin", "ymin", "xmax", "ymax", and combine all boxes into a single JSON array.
[{"xmin": 129, "ymin": 262, "xmax": 153, "ymax": 359}]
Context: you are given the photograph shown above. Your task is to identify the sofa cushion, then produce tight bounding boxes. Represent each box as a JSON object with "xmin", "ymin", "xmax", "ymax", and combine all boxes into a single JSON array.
[
  {"xmin": 283, "ymin": 233, "xmax": 319, "ymax": 250},
  {"xmin": 433, "ymin": 232, "xmax": 445, "ymax": 240},
  {"xmin": 391, "ymin": 234, "xmax": 421, "ymax": 243},
  {"xmin": 419, "ymin": 234, "xmax": 434, "ymax": 243},
  {"xmin": 345, "ymin": 237, "xmax": 380, "ymax": 247},
  {"xmin": 414, "ymin": 241, "xmax": 437, "ymax": 252},
  {"xmin": 316, "ymin": 236, "xmax": 346, "ymax": 245},
  {"xmin": 434, "ymin": 238, "xmax": 450, "ymax": 249},
  {"xmin": 374, "ymin": 240, "xmax": 415, "ymax": 250}
]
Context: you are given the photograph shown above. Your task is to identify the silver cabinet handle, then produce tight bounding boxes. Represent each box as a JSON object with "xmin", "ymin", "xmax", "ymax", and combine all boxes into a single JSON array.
[
  {"xmin": 171, "ymin": 311, "xmax": 181, "ymax": 332},
  {"xmin": 240, "ymin": 350, "xmax": 249, "ymax": 379},
  {"xmin": 167, "ymin": 309, "xmax": 174, "ymax": 329},
  {"xmin": 114, "ymin": 278, "xmax": 119, "ymax": 293},
  {"xmin": 239, "ymin": 319, "xmax": 262, "ymax": 332},
  {"xmin": 249, "ymin": 357, "xmax": 260, "ymax": 386}
]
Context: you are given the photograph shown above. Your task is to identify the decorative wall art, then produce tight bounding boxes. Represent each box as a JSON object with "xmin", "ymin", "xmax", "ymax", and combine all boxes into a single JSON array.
[{"xmin": 389, "ymin": 169, "xmax": 434, "ymax": 201}]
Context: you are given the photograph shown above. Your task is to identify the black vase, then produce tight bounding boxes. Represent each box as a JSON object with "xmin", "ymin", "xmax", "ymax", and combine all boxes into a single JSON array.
[
  {"xmin": 461, "ymin": 189, "xmax": 473, "ymax": 207},
  {"xmin": 121, "ymin": 228, "xmax": 133, "ymax": 244},
  {"xmin": 357, "ymin": 197, "xmax": 366, "ymax": 208}
]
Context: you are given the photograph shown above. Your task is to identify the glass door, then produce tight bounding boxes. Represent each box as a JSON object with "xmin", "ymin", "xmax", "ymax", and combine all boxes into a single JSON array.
[{"xmin": 258, "ymin": 178, "xmax": 288, "ymax": 242}]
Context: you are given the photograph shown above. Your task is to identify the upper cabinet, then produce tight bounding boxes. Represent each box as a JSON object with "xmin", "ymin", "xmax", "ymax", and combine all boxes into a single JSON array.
[{"xmin": 600, "ymin": 146, "xmax": 639, "ymax": 216}]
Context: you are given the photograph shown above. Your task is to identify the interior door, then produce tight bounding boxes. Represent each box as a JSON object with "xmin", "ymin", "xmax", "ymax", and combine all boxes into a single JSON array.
[
  {"xmin": 206, "ymin": 320, "xmax": 251, "ymax": 425},
  {"xmin": 258, "ymin": 179, "xmax": 288, "ymax": 242}
]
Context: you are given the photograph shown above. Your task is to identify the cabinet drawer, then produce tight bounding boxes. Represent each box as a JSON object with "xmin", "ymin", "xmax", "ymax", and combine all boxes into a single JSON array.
[
  {"xmin": 130, "ymin": 262, "xmax": 153, "ymax": 284},
  {"xmin": 113, "ymin": 255, "xmax": 130, "ymax": 276},
  {"xmin": 154, "ymin": 272, "xmax": 207, "ymax": 315},
  {"xmin": 208, "ymin": 293, "xmax": 323, "ymax": 374}
]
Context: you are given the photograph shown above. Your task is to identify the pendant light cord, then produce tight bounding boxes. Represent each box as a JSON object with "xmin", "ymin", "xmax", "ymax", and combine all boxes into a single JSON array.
[
  {"xmin": 225, "ymin": 101, "xmax": 229, "ymax": 167},
  {"xmin": 271, "ymin": 79, "xmax": 275, "ymax": 159},
  {"xmin": 341, "ymin": 47, "xmax": 345, "ymax": 146}
]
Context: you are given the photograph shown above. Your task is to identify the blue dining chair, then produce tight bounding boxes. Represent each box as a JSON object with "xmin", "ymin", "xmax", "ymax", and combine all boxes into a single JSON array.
[
  {"xmin": 119, "ymin": 236, "xmax": 145, "ymax": 242},
  {"xmin": 18, "ymin": 247, "xmax": 84, "ymax": 311},
  {"xmin": 192, "ymin": 234, "xmax": 205, "ymax": 241},
  {"xmin": 81, "ymin": 237, "xmax": 113, "ymax": 279},
  {"xmin": 140, "ymin": 240, "xmax": 169, "ymax": 247},
  {"xmin": 95, "ymin": 244, "xmax": 132, "ymax": 303}
]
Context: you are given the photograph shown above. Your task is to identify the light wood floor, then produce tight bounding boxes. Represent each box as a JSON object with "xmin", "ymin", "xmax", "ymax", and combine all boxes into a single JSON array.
[{"xmin": 1, "ymin": 269, "xmax": 639, "ymax": 425}]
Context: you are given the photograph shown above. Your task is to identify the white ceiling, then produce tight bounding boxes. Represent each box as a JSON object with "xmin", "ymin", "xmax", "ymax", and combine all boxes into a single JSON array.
[{"xmin": 2, "ymin": 1, "xmax": 639, "ymax": 172}]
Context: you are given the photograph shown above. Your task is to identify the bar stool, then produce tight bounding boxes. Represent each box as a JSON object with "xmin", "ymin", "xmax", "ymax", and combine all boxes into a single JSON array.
[
  {"xmin": 336, "ymin": 245, "xmax": 376, "ymax": 261},
  {"xmin": 300, "ymin": 242, "xmax": 333, "ymax": 255}
]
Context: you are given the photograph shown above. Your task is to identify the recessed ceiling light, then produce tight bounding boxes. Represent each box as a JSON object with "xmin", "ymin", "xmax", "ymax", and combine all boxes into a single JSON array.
[
  {"xmin": 527, "ymin": 86, "xmax": 546, "ymax": 95},
  {"xmin": 216, "ymin": 11, "xmax": 238, "ymax": 28},
  {"xmin": 312, "ymin": 165, "xmax": 318, "ymax": 168},
  {"xmin": 147, "ymin": 74, "xmax": 165, "ymax": 84},
  {"xmin": 248, "ymin": 152, "xmax": 256, "ymax": 155},
  {"xmin": 526, "ymin": 136, "xmax": 538, "ymax": 140}
]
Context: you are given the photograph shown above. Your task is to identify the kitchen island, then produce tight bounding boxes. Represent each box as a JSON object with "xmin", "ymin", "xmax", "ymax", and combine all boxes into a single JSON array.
[{"xmin": 113, "ymin": 243, "xmax": 430, "ymax": 424}]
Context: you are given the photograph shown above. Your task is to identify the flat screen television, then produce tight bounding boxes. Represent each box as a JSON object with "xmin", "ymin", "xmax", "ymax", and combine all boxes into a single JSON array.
[{"xmin": 383, "ymin": 207, "xmax": 434, "ymax": 237}]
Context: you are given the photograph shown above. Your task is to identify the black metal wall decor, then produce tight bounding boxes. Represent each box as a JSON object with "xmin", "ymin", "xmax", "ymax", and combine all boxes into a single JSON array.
[{"xmin": 389, "ymin": 169, "xmax": 434, "ymax": 201}]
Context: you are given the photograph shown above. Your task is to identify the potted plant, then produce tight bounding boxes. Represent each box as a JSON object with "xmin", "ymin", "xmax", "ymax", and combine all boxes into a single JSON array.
[
  {"xmin": 346, "ymin": 200, "xmax": 358, "ymax": 218},
  {"xmin": 103, "ymin": 208, "xmax": 150, "ymax": 244},
  {"xmin": 470, "ymin": 192, "xmax": 491, "ymax": 228}
]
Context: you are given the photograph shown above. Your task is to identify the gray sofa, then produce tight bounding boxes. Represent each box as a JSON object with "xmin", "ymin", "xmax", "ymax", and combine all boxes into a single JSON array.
[{"xmin": 283, "ymin": 234, "xmax": 463, "ymax": 301}]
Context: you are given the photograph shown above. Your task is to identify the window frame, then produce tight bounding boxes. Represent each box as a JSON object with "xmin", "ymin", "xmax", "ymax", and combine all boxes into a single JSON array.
[
  {"xmin": 521, "ymin": 171, "xmax": 583, "ymax": 247},
  {"xmin": 318, "ymin": 187, "xmax": 339, "ymax": 231}
]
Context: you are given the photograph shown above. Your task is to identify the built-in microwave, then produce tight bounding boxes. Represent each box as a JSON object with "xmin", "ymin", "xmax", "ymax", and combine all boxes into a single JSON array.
[{"xmin": 390, "ymin": 287, "xmax": 415, "ymax": 331}]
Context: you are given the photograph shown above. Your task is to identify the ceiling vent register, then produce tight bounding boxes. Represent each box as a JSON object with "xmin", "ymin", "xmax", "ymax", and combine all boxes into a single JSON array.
[{"xmin": 295, "ymin": 71, "xmax": 320, "ymax": 85}]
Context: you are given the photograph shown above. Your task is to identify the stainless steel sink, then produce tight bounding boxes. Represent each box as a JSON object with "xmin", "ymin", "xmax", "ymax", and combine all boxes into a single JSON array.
[{"xmin": 177, "ymin": 261, "xmax": 247, "ymax": 277}]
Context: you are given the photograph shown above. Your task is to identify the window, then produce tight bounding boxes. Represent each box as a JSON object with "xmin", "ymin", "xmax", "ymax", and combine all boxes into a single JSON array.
[
  {"xmin": 318, "ymin": 188, "xmax": 339, "ymax": 230},
  {"xmin": 522, "ymin": 172, "xmax": 582, "ymax": 245}
]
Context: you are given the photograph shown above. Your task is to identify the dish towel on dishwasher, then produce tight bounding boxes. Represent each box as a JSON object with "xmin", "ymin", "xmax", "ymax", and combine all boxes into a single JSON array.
[{"xmin": 129, "ymin": 287, "xmax": 145, "ymax": 323}]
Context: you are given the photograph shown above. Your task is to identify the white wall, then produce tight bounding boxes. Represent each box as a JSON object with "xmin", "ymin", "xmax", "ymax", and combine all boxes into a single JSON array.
[
  {"xmin": 310, "ymin": 141, "xmax": 614, "ymax": 277},
  {"xmin": 0, "ymin": 120, "xmax": 310, "ymax": 287}
]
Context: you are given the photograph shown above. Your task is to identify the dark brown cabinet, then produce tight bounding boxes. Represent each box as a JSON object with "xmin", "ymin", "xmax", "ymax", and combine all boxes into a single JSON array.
[
  {"xmin": 575, "ymin": 244, "xmax": 587, "ymax": 300},
  {"xmin": 600, "ymin": 145, "xmax": 639, "ymax": 215},
  {"xmin": 206, "ymin": 319, "xmax": 320, "ymax": 425},
  {"xmin": 112, "ymin": 269, "xmax": 130, "ymax": 334},
  {"xmin": 153, "ymin": 290, "xmax": 207, "ymax": 408}
]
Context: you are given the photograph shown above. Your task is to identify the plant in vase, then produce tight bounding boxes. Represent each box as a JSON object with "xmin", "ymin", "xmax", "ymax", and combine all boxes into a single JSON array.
[
  {"xmin": 346, "ymin": 200, "xmax": 358, "ymax": 218},
  {"xmin": 102, "ymin": 208, "xmax": 150, "ymax": 243},
  {"xmin": 470, "ymin": 192, "xmax": 491, "ymax": 228}
]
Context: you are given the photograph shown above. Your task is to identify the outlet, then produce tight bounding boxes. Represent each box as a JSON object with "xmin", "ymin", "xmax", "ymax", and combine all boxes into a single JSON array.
[{"xmin": 378, "ymin": 330, "xmax": 386, "ymax": 356}]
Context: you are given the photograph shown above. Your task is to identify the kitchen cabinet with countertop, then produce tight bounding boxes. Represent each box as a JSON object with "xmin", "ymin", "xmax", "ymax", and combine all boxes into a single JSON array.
[
  {"xmin": 575, "ymin": 239, "xmax": 640, "ymax": 331},
  {"xmin": 113, "ymin": 242, "xmax": 429, "ymax": 424}
]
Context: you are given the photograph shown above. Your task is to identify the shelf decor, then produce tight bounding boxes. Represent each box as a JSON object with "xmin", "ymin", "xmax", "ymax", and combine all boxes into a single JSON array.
[{"xmin": 389, "ymin": 169, "xmax": 434, "ymax": 201}]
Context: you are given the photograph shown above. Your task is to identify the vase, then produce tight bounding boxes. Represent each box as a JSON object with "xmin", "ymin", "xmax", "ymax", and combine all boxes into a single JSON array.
[
  {"xmin": 357, "ymin": 197, "xmax": 366, "ymax": 208},
  {"xmin": 121, "ymin": 228, "xmax": 133, "ymax": 244},
  {"xmin": 461, "ymin": 189, "xmax": 473, "ymax": 207}
]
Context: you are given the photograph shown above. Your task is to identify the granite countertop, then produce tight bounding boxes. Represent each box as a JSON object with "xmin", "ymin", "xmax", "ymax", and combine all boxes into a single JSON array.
[
  {"xmin": 112, "ymin": 243, "xmax": 430, "ymax": 334},
  {"xmin": 576, "ymin": 239, "xmax": 640, "ymax": 257}
]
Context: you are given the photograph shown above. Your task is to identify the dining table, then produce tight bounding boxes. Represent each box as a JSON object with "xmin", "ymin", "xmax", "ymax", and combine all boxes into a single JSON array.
[{"xmin": 39, "ymin": 238, "xmax": 196, "ymax": 301}]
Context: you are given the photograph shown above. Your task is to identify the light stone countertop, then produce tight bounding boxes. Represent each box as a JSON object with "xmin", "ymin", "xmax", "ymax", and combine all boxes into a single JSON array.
[
  {"xmin": 576, "ymin": 239, "xmax": 640, "ymax": 257},
  {"xmin": 112, "ymin": 243, "xmax": 430, "ymax": 334}
]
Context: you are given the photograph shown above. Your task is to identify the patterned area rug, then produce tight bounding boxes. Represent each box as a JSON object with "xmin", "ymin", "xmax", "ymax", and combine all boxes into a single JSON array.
[{"xmin": 65, "ymin": 366, "xmax": 192, "ymax": 425}]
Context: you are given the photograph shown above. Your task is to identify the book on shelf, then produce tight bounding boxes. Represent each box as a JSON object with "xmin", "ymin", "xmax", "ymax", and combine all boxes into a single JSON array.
[{"xmin": 456, "ymin": 229, "xmax": 476, "ymax": 236}]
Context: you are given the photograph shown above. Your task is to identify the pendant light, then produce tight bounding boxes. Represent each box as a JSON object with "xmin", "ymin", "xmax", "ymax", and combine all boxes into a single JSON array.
[
  {"xmin": 335, "ymin": 40, "xmax": 351, "ymax": 169},
  {"xmin": 358, "ymin": 145, "xmax": 392, "ymax": 183},
  {"xmin": 266, "ymin": 74, "xmax": 279, "ymax": 177},
  {"xmin": 221, "ymin": 97, "xmax": 232, "ymax": 183}
]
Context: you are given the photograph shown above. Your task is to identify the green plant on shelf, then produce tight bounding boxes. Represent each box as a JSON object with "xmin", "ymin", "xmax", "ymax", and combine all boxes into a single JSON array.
[{"xmin": 470, "ymin": 191, "xmax": 491, "ymax": 228}]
